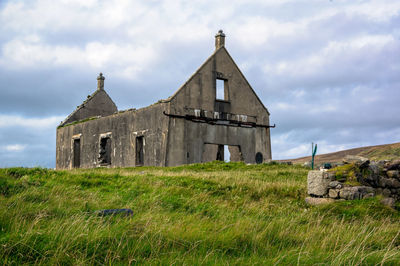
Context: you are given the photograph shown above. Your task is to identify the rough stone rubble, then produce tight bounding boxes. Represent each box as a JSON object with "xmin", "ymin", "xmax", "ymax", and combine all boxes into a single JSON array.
[{"xmin": 306, "ymin": 155, "xmax": 400, "ymax": 208}]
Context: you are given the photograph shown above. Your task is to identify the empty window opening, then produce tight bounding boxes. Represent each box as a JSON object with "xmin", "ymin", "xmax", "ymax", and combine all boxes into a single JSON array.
[
  {"xmin": 136, "ymin": 136, "xmax": 144, "ymax": 166},
  {"xmin": 73, "ymin": 138, "xmax": 80, "ymax": 168},
  {"xmin": 216, "ymin": 79, "xmax": 225, "ymax": 100},
  {"xmin": 224, "ymin": 145, "xmax": 231, "ymax": 162},
  {"xmin": 99, "ymin": 137, "xmax": 111, "ymax": 165}
]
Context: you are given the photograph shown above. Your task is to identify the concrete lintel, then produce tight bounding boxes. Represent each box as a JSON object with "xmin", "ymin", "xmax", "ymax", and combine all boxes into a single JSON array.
[
  {"xmin": 72, "ymin": 134, "xmax": 82, "ymax": 139},
  {"xmin": 100, "ymin": 132, "xmax": 112, "ymax": 138}
]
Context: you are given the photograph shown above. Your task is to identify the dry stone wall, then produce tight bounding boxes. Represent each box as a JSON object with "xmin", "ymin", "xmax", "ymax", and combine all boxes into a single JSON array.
[{"xmin": 306, "ymin": 155, "xmax": 400, "ymax": 207}]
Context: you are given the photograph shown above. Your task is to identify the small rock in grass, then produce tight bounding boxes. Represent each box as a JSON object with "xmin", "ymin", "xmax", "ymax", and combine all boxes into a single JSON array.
[
  {"xmin": 305, "ymin": 197, "xmax": 335, "ymax": 205},
  {"xmin": 95, "ymin": 208, "xmax": 133, "ymax": 217},
  {"xmin": 381, "ymin": 197, "xmax": 396, "ymax": 208}
]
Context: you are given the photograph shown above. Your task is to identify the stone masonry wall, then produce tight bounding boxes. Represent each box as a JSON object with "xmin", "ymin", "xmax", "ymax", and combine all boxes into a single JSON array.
[{"xmin": 306, "ymin": 156, "xmax": 400, "ymax": 207}]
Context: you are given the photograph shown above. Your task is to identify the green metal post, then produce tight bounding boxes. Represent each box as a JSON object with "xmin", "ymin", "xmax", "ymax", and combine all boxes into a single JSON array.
[{"xmin": 311, "ymin": 143, "xmax": 317, "ymax": 170}]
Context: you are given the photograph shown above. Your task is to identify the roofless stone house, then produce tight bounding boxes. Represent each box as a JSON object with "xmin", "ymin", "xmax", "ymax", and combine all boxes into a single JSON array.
[{"xmin": 56, "ymin": 30, "xmax": 274, "ymax": 169}]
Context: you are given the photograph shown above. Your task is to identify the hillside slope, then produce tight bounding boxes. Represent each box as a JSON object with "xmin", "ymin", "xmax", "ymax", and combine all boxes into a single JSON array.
[
  {"xmin": 1, "ymin": 162, "xmax": 400, "ymax": 264},
  {"xmin": 288, "ymin": 142, "xmax": 400, "ymax": 165}
]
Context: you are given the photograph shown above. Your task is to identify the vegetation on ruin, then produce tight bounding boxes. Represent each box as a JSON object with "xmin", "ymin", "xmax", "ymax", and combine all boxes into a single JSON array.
[
  {"xmin": 57, "ymin": 116, "xmax": 99, "ymax": 129},
  {"xmin": 1, "ymin": 162, "xmax": 400, "ymax": 264},
  {"xmin": 330, "ymin": 163, "xmax": 363, "ymax": 186}
]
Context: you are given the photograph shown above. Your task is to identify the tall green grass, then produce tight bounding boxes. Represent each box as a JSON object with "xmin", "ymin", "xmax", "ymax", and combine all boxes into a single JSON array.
[{"xmin": 1, "ymin": 162, "xmax": 400, "ymax": 264}]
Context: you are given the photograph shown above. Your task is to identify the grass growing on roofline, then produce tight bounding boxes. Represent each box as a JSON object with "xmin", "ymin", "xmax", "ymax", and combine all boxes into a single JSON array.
[{"xmin": 1, "ymin": 161, "xmax": 400, "ymax": 264}]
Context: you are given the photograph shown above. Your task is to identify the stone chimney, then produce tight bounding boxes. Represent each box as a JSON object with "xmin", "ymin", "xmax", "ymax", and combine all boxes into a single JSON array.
[
  {"xmin": 215, "ymin": 30, "xmax": 225, "ymax": 50},
  {"xmin": 97, "ymin": 72, "xmax": 105, "ymax": 90}
]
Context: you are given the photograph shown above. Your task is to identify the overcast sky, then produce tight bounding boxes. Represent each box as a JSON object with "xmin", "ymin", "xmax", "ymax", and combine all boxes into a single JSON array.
[{"xmin": 0, "ymin": 0, "xmax": 399, "ymax": 168}]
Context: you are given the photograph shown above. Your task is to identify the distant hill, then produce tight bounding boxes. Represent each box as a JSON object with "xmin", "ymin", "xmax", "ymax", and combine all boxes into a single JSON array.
[{"xmin": 285, "ymin": 142, "xmax": 400, "ymax": 165}]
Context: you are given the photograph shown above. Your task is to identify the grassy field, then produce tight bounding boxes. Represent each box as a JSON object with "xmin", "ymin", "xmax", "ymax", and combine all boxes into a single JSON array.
[{"xmin": 1, "ymin": 162, "xmax": 400, "ymax": 265}]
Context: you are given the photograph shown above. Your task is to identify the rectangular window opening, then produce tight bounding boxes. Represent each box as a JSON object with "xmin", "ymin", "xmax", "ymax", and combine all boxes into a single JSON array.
[
  {"xmin": 136, "ymin": 136, "xmax": 144, "ymax": 166},
  {"xmin": 99, "ymin": 137, "xmax": 111, "ymax": 165},
  {"xmin": 224, "ymin": 145, "xmax": 231, "ymax": 162},
  {"xmin": 73, "ymin": 138, "xmax": 80, "ymax": 168},
  {"xmin": 216, "ymin": 79, "xmax": 225, "ymax": 100}
]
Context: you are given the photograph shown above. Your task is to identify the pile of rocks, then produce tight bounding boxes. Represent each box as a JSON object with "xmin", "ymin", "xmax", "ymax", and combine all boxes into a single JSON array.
[{"xmin": 306, "ymin": 155, "xmax": 400, "ymax": 207}]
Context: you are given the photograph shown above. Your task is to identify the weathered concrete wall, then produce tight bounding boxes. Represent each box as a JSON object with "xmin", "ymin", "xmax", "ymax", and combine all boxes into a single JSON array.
[
  {"xmin": 56, "ymin": 103, "xmax": 169, "ymax": 169},
  {"xmin": 170, "ymin": 48, "xmax": 269, "ymax": 120},
  {"xmin": 167, "ymin": 46, "xmax": 272, "ymax": 164},
  {"xmin": 61, "ymin": 89, "xmax": 117, "ymax": 126},
  {"xmin": 165, "ymin": 120, "xmax": 257, "ymax": 165}
]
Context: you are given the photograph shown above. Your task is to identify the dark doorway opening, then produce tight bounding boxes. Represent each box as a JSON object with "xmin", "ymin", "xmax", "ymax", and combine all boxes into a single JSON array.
[
  {"xmin": 136, "ymin": 136, "xmax": 144, "ymax": 166},
  {"xmin": 216, "ymin": 144, "xmax": 224, "ymax": 161},
  {"xmin": 99, "ymin": 137, "xmax": 111, "ymax": 165},
  {"xmin": 73, "ymin": 138, "xmax": 80, "ymax": 168},
  {"xmin": 255, "ymin": 152, "xmax": 263, "ymax": 164}
]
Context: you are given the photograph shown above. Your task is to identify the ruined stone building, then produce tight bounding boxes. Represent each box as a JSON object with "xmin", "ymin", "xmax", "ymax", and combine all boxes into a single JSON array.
[{"xmin": 56, "ymin": 30, "xmax": 274, "ymax": 169}]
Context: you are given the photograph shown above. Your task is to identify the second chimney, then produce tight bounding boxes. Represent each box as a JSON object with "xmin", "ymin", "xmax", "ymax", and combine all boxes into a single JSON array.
[
  {"xmin": 97, "ymin": 73, "xmax": 105, "ymax": 90},
  {"xmin": 215, "ymin": 30, "xmax": 225, "ymax": 50}
]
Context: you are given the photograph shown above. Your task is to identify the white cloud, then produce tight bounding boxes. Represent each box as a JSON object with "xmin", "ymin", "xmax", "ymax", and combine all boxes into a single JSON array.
[
  {"xmin": 3, "ymin": 144, "xmax": 26, "ymax": 152},
  {"xmin": 0, "ymin": 0, "xmax": 138, "ymax": 32},
  {"xmin": 344, "ymin": 0, "xmax": 400, "ymax": 22},
  {"xmin": 0, "ymin": 115, "xmax": 64, "ymax": 129},
  {"xmin": 233, "ymin": 17, "xmax": 304, "ymax": 48},
  {"xmin": 262, "ymin": 34, "xmax": 398, "ymax": 84},
  {"xmin": 282, "ymin": 144, "xmax": 310, "ymax": 158},
  {"xmin": 316, "ymin": 142, "xmax": 354, "ymax": 155},
  {"xmin": 291, "ymin": 89, "xmax": 305, "ymax": 98},
  {"xmin": 273, "ymin": 102, "xmax": 295, "ymax": 111},
  {"xmin": 1, "ymin": 39, "xmax": 157, "ymax": 78}
]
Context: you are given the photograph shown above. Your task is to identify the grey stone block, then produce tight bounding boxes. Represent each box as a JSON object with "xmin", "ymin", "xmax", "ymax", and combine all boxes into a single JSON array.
[
  {"xmin": 387, "ymin": 170, "xmax": 399, "ymax": 179},
  {"xmin": 339, "ymin": 187, "xmax": 361, "ymax": 200},
  {"xmin": 363, "ymin": 193, "xmax": 375, "ymax": 199},
  {"xmin": 328, "ymin": 181, "xmax": 343, "ymax": 189},
  {"xmin": 382, "ymin": 188, "xmax": 392, "ymax": 197},
  {"xmin": 328, "ymin": 189, "xmax": 339, "ymax": 199},
  {"xmin": 307, "ymin": 170, "xmax": 336, "ymax": 196},
  {"xmin": 379, "ymin": 177, "xmax": 392, "ymax": 188},
  {"xmin": 343, "ymin": 155, "xmax": 369, "ymax": 167}
]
